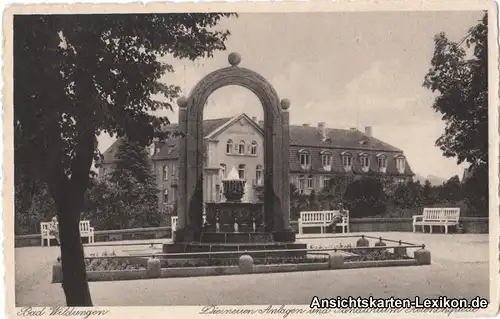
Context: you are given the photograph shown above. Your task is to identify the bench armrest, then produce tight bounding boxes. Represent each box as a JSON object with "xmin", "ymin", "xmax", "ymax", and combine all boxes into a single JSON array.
[
  {"xmin": 412, "ymin": 215, "xmax": 423, "ymax": 222},
  {"xmin": 89, "ymin": 227, "xmax": 94, "ymax": 233}
]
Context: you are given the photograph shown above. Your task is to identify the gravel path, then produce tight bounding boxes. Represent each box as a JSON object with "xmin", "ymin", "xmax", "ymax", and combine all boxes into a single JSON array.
[{"xmin": 15, "ymin": 232, "xmax": 491, "ymax": 306}]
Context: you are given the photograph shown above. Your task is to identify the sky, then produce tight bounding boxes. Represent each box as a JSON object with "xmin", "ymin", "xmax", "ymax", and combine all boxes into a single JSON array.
[{"xmin": 97, "ymin": 11, "xmax": 485, "ymax": 181}]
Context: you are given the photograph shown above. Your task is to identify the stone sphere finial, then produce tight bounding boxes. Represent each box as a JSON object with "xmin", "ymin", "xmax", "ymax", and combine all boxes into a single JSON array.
[
  {"xmin": 280, "ymin": 99, "xmax": 291, "ymax": 110},
  {"xmin": 228, "ymin": 52, "xmax": 241, "ymax": 67},
  {"xmin": 177, "ymin": 96, "xmax": 187, "ymax": 108}
]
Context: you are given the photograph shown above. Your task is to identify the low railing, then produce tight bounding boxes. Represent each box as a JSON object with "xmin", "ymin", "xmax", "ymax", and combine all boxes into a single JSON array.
[
  {"xmin": 84, "ymin": 244, "xmax": 425, "ymax": 260},
  {"xmin": 82, "ymin": 234, "xmax": 425, "ymax": 260}
]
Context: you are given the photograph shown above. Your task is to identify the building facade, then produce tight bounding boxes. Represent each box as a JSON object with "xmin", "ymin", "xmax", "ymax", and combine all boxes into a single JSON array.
[{"xmin": 99, "ymin": 113, "xmax": 414, "ymax": 208}]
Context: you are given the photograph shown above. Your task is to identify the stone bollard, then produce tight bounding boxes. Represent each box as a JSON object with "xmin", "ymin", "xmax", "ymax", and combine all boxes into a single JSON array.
[
  {"xmin": 52, "ymin": 258, "xmax": 63, "ymax": 283},
  {"xmin": 239, "ymin": 254, "xmax": 254, "ymax": 274},
  {"xmin": 147, "ymin": 257, "xmax": 162, "ymax": 278},
  {"xmin": 414, "ymin": 248, "xmax": 431, "ymax": 265},
  {"xmin": 374, "ymin": 238, "xmax": 386, "ymax": 250},
  {"xmin": 329, "ymin": 252, "xmax": 344, "ymax": 269},
  {"xmin": 356, "ymin": 236, "xmax": 370, "ymax": 247}
]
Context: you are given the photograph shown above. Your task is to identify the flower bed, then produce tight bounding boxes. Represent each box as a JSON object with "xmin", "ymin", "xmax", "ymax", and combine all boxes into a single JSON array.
[
  {"xmin": 345, "ymin": 250, "xmax": 411, "ymax": 262},
  {"xmin": 310, "ymin": 242, "xmax": 412, "ymax": 262},
  {"xmin": 164, "ymin": 256, "xmax": 328, "ymax": 268},
  {"xmin": 85, "ymin": 255, "xmax": 328, "ymax": 272}
]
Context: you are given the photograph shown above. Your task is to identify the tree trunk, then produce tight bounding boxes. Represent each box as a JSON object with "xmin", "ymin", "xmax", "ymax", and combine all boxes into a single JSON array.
[{"xmin": 57, "ymin": 192, "xmax": 93, "ymax": 306}]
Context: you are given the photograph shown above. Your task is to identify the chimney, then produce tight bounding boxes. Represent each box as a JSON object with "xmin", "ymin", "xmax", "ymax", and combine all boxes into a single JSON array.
[
  {"xmin": 365, "ymin": 126, "xmax": 373, "ymax": 137},
  {"xmin": 302, "ymin": 124, "xmax": 310, "ymax": 127},
  {"xmin": 251, "ymin": 116, "xmax": 257, "ymax": 123},
  {"xmin": 318, "ymin": 122, "xmax": 326, "ymax": 141}
]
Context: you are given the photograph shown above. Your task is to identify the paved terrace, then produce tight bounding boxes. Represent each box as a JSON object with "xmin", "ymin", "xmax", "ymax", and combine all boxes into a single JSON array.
[{"xmin": 15, "ymin": 232, "xmax": 490, "ymax": 306}]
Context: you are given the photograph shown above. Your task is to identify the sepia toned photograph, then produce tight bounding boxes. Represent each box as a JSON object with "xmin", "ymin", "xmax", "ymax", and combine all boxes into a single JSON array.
[{"xmin": 6, "ymin": 1, "xmax": 499, "ymax": 317}]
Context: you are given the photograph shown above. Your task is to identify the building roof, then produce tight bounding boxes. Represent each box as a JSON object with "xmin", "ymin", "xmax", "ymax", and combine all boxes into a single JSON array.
[
  {"xmin": 101, "ymin": 114, "xmax": 414, "ymax": 177},
  {"xmin": 287, "ymin": 124, "xmax": 402, "ymax": 152}
]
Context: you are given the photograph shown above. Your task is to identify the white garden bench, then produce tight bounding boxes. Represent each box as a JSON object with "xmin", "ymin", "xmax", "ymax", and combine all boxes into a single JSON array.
[
  {"xmin": 412, "ymin": 207, "xmax": 460, "ymax": 234},
  {"xmin": 40, "ymin": 220, "xmax": 94, "ymax": 246},
  {"xmin": 298, "ymin": 210, "xmax": 350, "ymax": 234}
]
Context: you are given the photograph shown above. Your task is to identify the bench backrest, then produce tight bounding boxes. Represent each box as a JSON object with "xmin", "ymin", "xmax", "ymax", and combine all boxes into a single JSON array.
[
  {"xmin": 422, "ymin": 208, "xmax": 442, "ymax": 220},
  {"xmin": 300, "ymin": 210, "xmax": 349, "ymax": 223},
  {"xmin": 441, "ymin": 208, "xmax": 460, "ymax": 221},
  {"xmin": 40, "ymin": 220, "xmax": 92, "ymax": 234},
  {"xmin": 79, "ymin": 220, "xmax": 91, "ymax": 233},
  {"xmin": 423, "ymin": 208, "xmax": 460, "ymax": 221},
  {"xmin": 40, "ymin": 222, "xmax": 51, "ymax": 233}
]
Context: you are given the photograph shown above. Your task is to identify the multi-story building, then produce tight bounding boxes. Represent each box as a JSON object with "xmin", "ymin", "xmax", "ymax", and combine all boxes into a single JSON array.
[{"xmin": 100, "ymin": 113, "xmax": 414, "ymax": 208}]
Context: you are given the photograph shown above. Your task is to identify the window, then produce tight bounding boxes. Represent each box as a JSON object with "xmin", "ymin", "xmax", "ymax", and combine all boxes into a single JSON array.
[
  {"xmin": 220, "ymin": 164, "xmax": 226, "ymax": 180},
  {"xmin": 396, "ymin": 156, "xmax": 406, "ymax": 174},
  {"xmin": 323, "ymin": 176, "xmax": 330, "ymax": 189},
  {"xmin": 377, "ymin": 154, "xmax": 388, "ymax": 173},
  {"xmin": 299, "ymin": 150, "xmax": 311, "ymax": 170},
  {"xmin": 321, "ymin": 152, "xmax": 332, "ymax": 171},
  {"xmin": 359, "ymin": 154, "xmax": 370, "ymax": 173},
  {"xmin": 238, "ymin": 141, "xmax": 245, "ymax": 154},
  {"xmin": 162, "ymin": 165, "xmax": 169, "ymax": 181},
  {"xmin": 238, "ymin": 164, "xmax": 246, "ymax": 180},
  {"xmin": 256, "ymin": 165, "xmax": 263, "ymax": 185},
  {"xmin": 250, "ymin": 141, "xmax": 257, "ymax": 155},
  {"xmin": 226, "ymin": 140, "xmax": 233, "ymax": 154},
  {"xmin": 171, "ymin": 165, "xmax": 177, "ymax": 178},
  {"xmin": 163, "ymin": 189, "xmax": 169, "ymax": 203},
  {"xmin": 341, "ymin": 152, "xmax": 353, "ymax": 171},
  {"xmin": 307, "ymin": 176, "xmax": 313, "ymax": 189},
  {"xmin": 299, "ymin": 175, "xmax": 305, "ymax": 194}
]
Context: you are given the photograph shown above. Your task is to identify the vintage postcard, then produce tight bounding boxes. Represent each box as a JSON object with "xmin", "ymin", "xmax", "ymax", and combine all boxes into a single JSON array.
[{"xmin": 4, "ymin": 0, "xmax": 499, "ymax": 318}]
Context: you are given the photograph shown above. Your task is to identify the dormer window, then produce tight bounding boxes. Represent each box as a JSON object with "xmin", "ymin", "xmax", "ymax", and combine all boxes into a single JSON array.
[
  {"xmin": 377, "ymin": 154, "xmax": 387, "ymax": 173},
  {"xmin": 299, "ymin": 149, "xmax": 311, "ymax": 170},
  {"xmin": 321, "ymin": 151, "xmax": 332, "ymax": 171},
  {"xmin": 341, "ymin": 151, "xmax": 353, "ymax": 171},
  {"xmin": 226, "ymin": 140, "xmax": 233, "ymax": 154},
  {"xmin": 395, "ymin": 155, "xmax": 406, "ymax": 174},
  {"xmin": 359, "ymin": 153, "xmax": 370, "ymax": 173},
  {"xmin": 250, "ymin": 141, "xmax": 257, "ymax": 155},
  {"xmin": 238, "ymin": 141, "xmax": 245, "ymax": 154}
]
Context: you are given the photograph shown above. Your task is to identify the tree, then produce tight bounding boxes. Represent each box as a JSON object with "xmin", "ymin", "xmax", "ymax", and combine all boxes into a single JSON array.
[
  {"xmin": 109, "ymin": 138, "xmax": 161, "ymax": 227},
  {"xmin": 462, "ymin": 165, "xmax": 488, "ymax": 216},
  {"xmin": 15, "ymin": 180, "xmax": 56, "ymax": 235},
  {"xmin": 391, "ymin": 180, "xmax": 423, "ymax": 209},
  {"xmin": 437, "ymin": 175, "xmax": 463, "ymax": 202},
  {"xmin": 343, "ymin": 175, "xmax": 386, "ymax": 217},
  {"xmin": 14, "ymin": 13, "xmax": 236, "ymax": 306},
  {"xmin": 423, "ymin": 13, "xmax": 488, "ymax": 213}
]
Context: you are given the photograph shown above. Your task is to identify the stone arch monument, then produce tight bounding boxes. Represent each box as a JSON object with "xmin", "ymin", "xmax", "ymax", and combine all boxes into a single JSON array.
[{"xmin": 173, "ymin": 53, "xmax": 296, "ymax": 244}]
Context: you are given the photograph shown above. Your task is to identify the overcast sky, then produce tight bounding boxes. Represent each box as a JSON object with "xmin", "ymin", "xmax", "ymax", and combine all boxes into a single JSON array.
[{"xmin": 97, "ymin": 11, "xmax": 485, "ymax": 180}]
